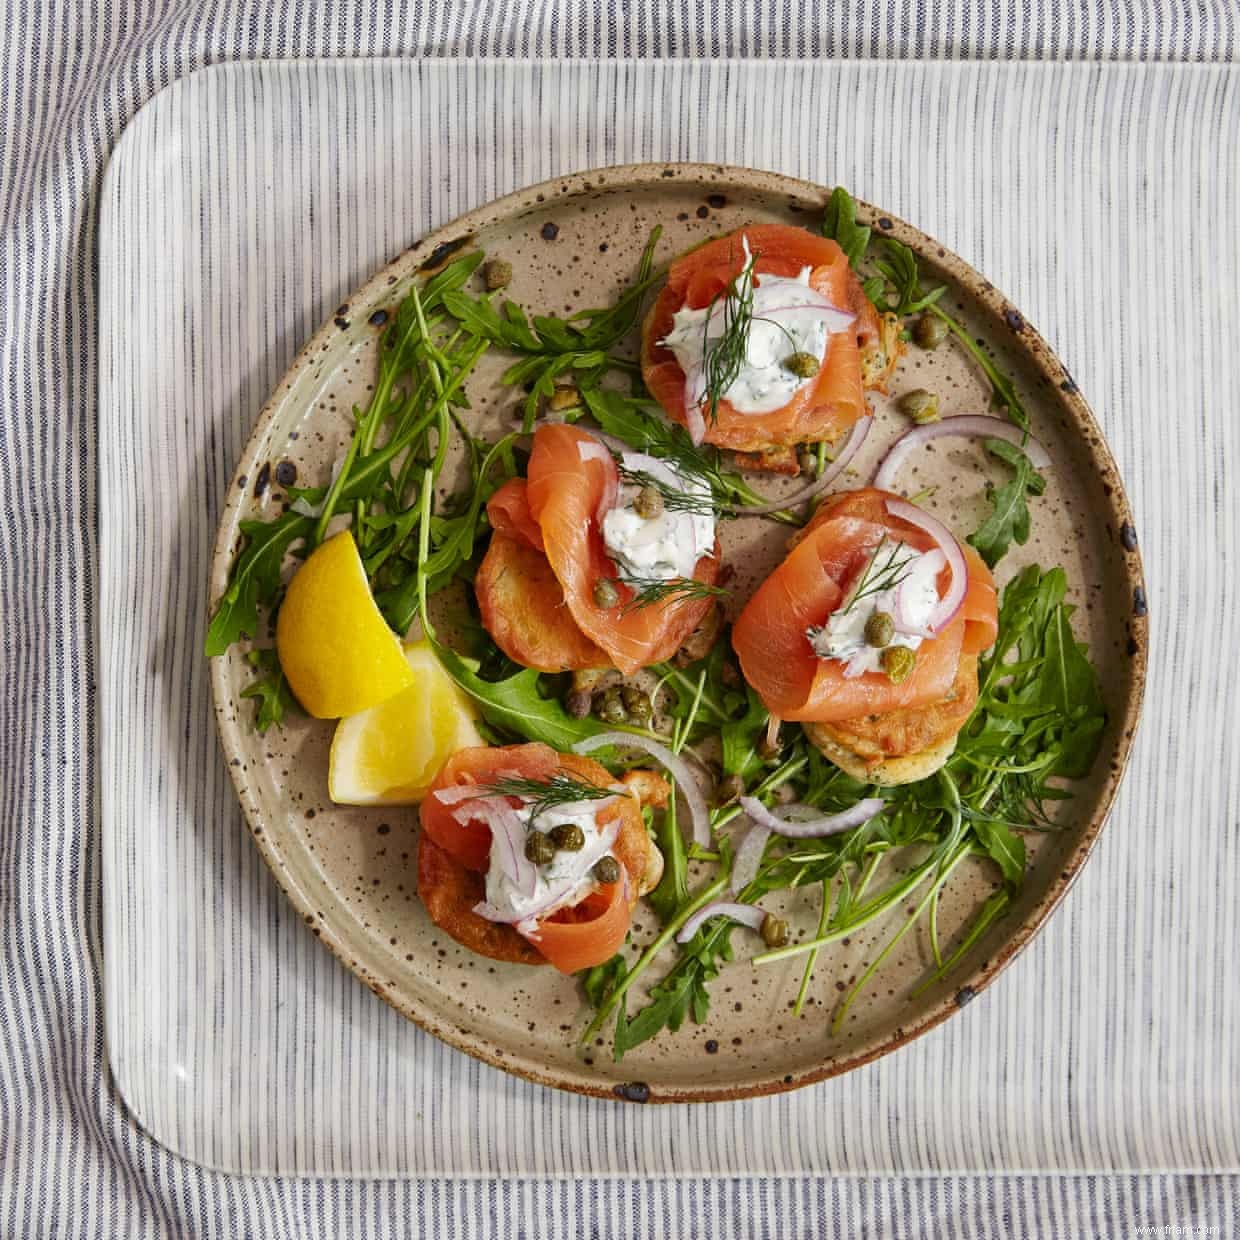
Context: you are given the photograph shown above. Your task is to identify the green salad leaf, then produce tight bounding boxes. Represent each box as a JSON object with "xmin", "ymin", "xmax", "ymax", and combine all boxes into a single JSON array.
[{"xmin": 967, "ymin": 439, "xmax": 1048, "ymax": 567}]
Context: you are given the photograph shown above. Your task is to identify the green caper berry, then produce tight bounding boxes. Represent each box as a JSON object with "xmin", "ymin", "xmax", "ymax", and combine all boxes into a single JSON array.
[
  {"xmin": 761, "ymin": 914, "xmax": 790, "ymax": 949},
  {"xmin": 620, "ymin": 684, "xmax": 653, "ymax": 724},
  {"xmin": 593, "ymin": 578, "xmax": 621, "ymax": 609},
  {"xmin": 882, "ymin": 645, "xmax": 917, "ymax": 684},
  {"xmin": 632, "ymin": 484, "xmax": 664, "ymax": 520},
  {"xmin": 912, "ymin": 313, "xmax": 948, "ymax": 350},
  {"xmin": 864, "ymin": 610, "xmax": 896, "ymax": 648},
  {"xmin": 592, "ymin": 856, "xmax": 622, "ymax": 884},
  {"xmin": 547, "ymin": 384, "xmax": 580, "ymax": 412},
  {"xmin": 549, "ymin": 822, "xmax": 586, "ymax": 852},
  {"xmin": 784, "ymin": 351, "xmax": 821, "ymax": 378},
  {"xmin": 594, "ymin": 686, "xmax": 628, "ymax": 725},
  {"xmin": 482, "ymin": 259, "xmax": 513, "ymax": 291},
  {"xmin": 897, "ymin": 388, "xmax": 940, "ymax": 424},
  {"xmin": 524, "ymin": 830, "xmax": 556, "ymax": 865}
]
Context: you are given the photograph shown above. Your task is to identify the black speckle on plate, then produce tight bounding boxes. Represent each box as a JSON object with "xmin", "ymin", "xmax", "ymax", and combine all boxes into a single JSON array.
[
  {"xmin": 369, "ymin": 308, "xmax": 389, "ymax": 327},
  {"xmin": 695, "ymin": 205, "xmax": 709, "ymax": 219},
  {"xmin": 878, "ymin": 217, "xmax": 894, "ymax": 230},
  {"xmin": 612, "ymin": 1081, "xmax": 651, "ymax": 1103},
  {"xmin": 955, "ymin": 985, "xmax": 976, "ymax": 1008},
  {"xmin": 1120, "ymin": 522, "xmax": 1138, "ymax": 552},
  {"xmin": 540, "ymin": 221, "xmax": 560, "ymax": 241},
  {"xmin": 706, "ymin": 193, "xmax": 726, "ymax": 209},
  {"xmin": 334, "ymin": 316, "xmax": 350, "ymax": 330},
  {"xmin": 1133, "ymin": 586, "xmax": 1148, "ymax": 617},
  {"xmin": 253, "ymin": 462, "xmax": 271, "ymax": 498},
  {"xmin": 1004, "ymin": 308, "xmax": 1026, "ymax": 331},
  {"xmin": 274, "ymin": 460, "xmax": 297, "ymax": 487}
]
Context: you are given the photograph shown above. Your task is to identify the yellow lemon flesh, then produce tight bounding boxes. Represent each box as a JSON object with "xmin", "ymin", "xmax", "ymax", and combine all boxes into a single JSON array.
[
  {"xmin": 328, "ymin": 642, "xmax": 484, "ymax": 805},
  {"xmin": 275, "ymin": 530, "xmax": 416, "ymax": 718}
]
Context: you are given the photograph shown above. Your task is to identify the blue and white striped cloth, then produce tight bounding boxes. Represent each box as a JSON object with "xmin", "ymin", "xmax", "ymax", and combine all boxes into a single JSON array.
[{"xmin": 3, "ymin": 5, "xmax": 1240, "ymax": 1237}]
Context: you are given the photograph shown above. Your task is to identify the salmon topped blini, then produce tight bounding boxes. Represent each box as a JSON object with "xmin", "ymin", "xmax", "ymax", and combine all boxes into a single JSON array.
[
  {"xmin": 640, "ymin": 224, "xmax": 896, "ymax": 471},
  {"xmin": 476, "ymin": 423, "xmax": 723, "ymax": 675},
  {"xmin": 732, "ymin": 488, "xmax": 999, "ymax": 784}
]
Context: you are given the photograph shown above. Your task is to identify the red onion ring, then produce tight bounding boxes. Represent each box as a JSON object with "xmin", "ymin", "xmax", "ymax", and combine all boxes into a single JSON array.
[
  {"xmin": 884, "ymin": 499, "xmax": 968, "ymax": 633},
  {"xmin": 739, "ymin": 795, "xmax": 885, "ymax": 840},
  {"xmin": 756, "ymin": 302, "xmax": 856, "ymax": 335},
  {"xmin": 456, "ymin": 797, "xmax": 537, "ymax": 898},
  {"xmin": 730, "ymin": 825, "xmax": 771, "ymax": 894},
  {"xmin": 676, "ymin": 900, "xmax": 767, "ymax": 944},
  {"xmin": 574, "ymin": 732, "xmax": 710, "ymax": 848},
  {"xmin": 873, "ymin": 415, "xmax": 1051, "ymax": 491},
  {"xmin": 723, "ymin": 415, "xmax": 872, "ymax": 518}
]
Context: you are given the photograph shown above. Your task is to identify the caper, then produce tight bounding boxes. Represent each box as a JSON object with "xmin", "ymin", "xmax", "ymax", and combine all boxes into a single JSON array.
[
  {"xmin": 548, "ymin": 384, "xmax": 580, "ymax": 413},
  {"xmin": 594, "ymin": 685, "xmax": 628, "ymax": 724},
  {"xmin": 620, "ymin": 684, "xmax": 653, "ymax": 725},
  {"xmin": 564, "ymin": 688, "xmax": 593, "ymax": 719},
  {"xmin": 482, "ymin": 258, "xmax": 512, "ymax": 291},
  {"xmin": 524, "ymin": 830, "xmax": 556, "ymax": 865},
  {"xmin": 632, "ymin": 484, "xmax": 664, "ymax": 520},
  {"xmin": 593, "ymin": 578, "xmax": 620, "ymax": 609},
  {"xmin": 897, "ymin": 388, "xmax": 940, "ymax": 424},
  {"xmin": 864, "ymin": 610, "xmax": 896, "ymax": 648},
  {"xmin": 549, "ymin": 822, "xmax": 586, "ymax": 852},
  {"xmin": 784, "ymin": 351, "xmax": 821, "ymax": 378},
  {"xmin": 796, "ymin": 448, "xmax": 819, "ymax": 476},
  {"xmin": 912, "ymin": 312, "xmax": 948, "ymax": 350},
  {"xmin": 592, "ymin": 856, "xmax": 621, "ymax": 884},
  {"xmin": 882, "ymin": 645, "xmax": 917, "ymax": 684},
  {"xmin": 715, "ymin": 773, "xmax": 745, "ymax": 807},
  {"xmin": 761, "ymin": 914, "xmax": 790, "ymax": 949},
  {"xmin": 757, "ymin": 728, "xmax": 782, "ymax": 760}
]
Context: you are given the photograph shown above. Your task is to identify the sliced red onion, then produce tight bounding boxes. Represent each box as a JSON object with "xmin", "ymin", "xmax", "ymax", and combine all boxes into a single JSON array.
[
  {"xmin": 873, "ymin": 415, "xmax": 1052, "ymax": 491},
  {"xmin": 577, "ymin": 438, "xmax": 612, "ymax": 466},
  {"xmin": 723, "ymin": 415, "xmax": 872, "ymax": 518},
  {"xmin": 757, "ymin": 302, "xmax": 856, "ymax": 335},
  {"xmin": 431, "ymin": 784, "xmax": 487, "ymax": 806},
  {"xmin": 676, "ymin": 900, "xmax": 767, "ymax": 944},
  {"xmin": 884, "ymin": 499, "xmax": 968, "ymax": 633},
  {"xmin": 739, "ymin": 795, "xmax": 885, "ymax": 840},
  {"xmin": 730, "ymin": 825, "xmax": 771, "ymax": 895},
  {"xmin": 457, "ymin": 797, "xmax": 537, "ymax": 899},
  {"xmin": 472, "ymin": 816, "xmax": 619, "ymax": 925},
  {"xmin": 574, "ymin": 732, "xmax": 710, "ymax": 848}
]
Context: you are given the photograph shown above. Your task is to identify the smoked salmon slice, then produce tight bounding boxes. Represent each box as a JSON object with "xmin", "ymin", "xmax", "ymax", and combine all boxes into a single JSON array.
[
  {"xmin": 732, "ymin": 488, "xmax": 998, "ymax": 726},
  {"xmin": 476, "ymin": 424, "xmax": 721, "ymax": 675},
  {"xmin": 641, "ymin": 224, "xmax": 881, "ymax": 466}
]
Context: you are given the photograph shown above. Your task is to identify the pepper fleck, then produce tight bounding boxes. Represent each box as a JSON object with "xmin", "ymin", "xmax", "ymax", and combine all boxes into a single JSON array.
[{"xmin": 612, "ymin": 1081, "xmax": 651, "ymax": 1103}]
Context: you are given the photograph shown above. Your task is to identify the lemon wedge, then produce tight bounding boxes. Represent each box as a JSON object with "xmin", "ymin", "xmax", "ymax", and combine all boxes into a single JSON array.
[
  {"xmin": 275, "ymin": 530, "xmax": 416, "ymax": 718},
  {"xmin": 328, "ymin": 642, "xmax": 484, "ymax": 805}
]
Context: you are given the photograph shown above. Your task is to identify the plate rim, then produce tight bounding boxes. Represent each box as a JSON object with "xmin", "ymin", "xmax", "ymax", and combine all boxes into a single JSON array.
[{"xmin": 208, "ymin": 160, "xmax": 1148, "ymax": 1103}]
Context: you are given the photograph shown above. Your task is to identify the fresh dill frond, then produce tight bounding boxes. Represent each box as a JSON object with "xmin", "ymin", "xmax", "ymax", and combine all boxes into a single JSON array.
[
  {"xmin": 487, "ymin": 772, "xmax": 615, "ymax": 821},
  {"xmin": 697, "ymin": 246, "xmax": 758, "ymax": 423},
  {"xmin": 614, "ymin": 465, "xmax": 721, "ymax": 518},
  {"xmin": 832, "ymin": 538, "xmax": 913, "ymax": 620},
  {"xmin": 611, "ymin": 576, "xmax": 728, "ymax": 614}
]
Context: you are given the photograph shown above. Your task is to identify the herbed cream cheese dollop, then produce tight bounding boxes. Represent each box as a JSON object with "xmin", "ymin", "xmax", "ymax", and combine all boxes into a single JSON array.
[
  {"xmin": 601, "ymin": 452, "xmax": 715, "ymax": 584},
  {"xmin": 807, "ymin": 540, "xmax": 942, "ymax": 675}
]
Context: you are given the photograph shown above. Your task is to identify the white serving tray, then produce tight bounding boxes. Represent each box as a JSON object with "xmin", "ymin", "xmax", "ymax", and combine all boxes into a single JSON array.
[{"xmin": 100, "ymin": 59, "xmax": 1238, "ymax": 1176}]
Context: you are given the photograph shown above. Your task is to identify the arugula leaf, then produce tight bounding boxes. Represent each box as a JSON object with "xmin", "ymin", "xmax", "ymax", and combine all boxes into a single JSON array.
[
  {"xmin": 239, "ymin": 648, "xmax": 301, "ymax": 732},
  {"xmin": 719, "ymin": 684, "xmax": 770, "ymax": 780},
  {"xmin": 581, "ymin": 954, "xmax": 628, "ymax": 1010},
  {"xmin": 967, "ymin": 439, "xmax": 1047, "ymax": 567},
  {"xmin": 429, "ymin": 639, "xmax": 622, "ymax": 750},
  {"xmin": 204, "ymin": 513, "xmax": 312, "ymax": 656},
  {"xmin": 822, "ymin": 186, "xmax": 872, "ymax": 269},
  {"xmin": 971, "ymin": 817, "xmax": 1026, "ymax": 887},
  {"xmin": 872, "ymin": 238, "xmax": 948, "ymax": 316}
]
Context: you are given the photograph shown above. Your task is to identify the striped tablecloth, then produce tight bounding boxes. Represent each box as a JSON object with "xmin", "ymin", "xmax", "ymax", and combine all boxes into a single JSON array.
[{"xmin": 3, "ymin": 4, "xmax": 1238, "ymax": 1236}]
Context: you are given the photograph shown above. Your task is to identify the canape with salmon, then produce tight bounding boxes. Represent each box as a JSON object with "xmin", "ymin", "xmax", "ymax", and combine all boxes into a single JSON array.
[
  {"xmin": 640, "ymin": 223, "xmax": 900, "ymax": 471},
  {"xmin": 732, "ymin": 488, "xmax": 999, "ymax": 785},
  {"xmin": 476, "ymin": 422, "xmax": 723, "ymax": 675},
  {"xmin": 417, "ymin": 743, "xmax": 666, "ymax": 971}
]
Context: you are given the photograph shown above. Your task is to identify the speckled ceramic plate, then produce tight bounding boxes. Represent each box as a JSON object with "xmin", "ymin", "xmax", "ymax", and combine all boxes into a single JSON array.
[{"xmin": 208, "ymin": 164, "xmax": 1146, "ymax": 1102}]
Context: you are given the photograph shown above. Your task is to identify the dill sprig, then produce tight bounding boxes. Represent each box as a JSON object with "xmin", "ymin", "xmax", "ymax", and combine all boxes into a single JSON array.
[
  {"xmin": 832, "ymin": 538, "xmax": 913, "ymax": 621},
  {"xmin": 614, "ymin": 464, "xmax": 721, "ymax": 518},
  {"xmin": 486, "ymin": 772, "xmax": 615, "ymax": 821},
  {"xmin": 610, "ymin": 576, "xmax": 728, "ymax": 614},
  {"xmin": 697, "ymin": 246, "xmax": 758, "ymax": 423}
]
